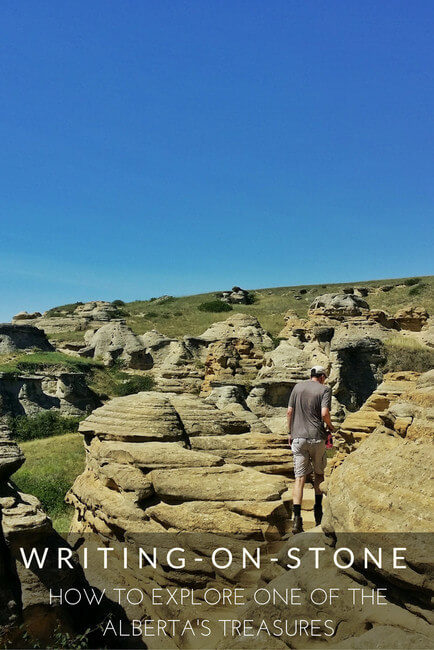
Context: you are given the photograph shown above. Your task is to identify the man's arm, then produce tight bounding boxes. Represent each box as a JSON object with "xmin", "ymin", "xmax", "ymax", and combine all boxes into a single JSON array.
[
  {"xmin": 287, "ymin": 406, "xmax": 293, "ymax": 434},
  {"xmin": 321, "ymin": 407, "xmax": 335, "ymax": 432},
  {"xmin": 321, "ymin": 386, "xmax": 335, "ymax": 432}
]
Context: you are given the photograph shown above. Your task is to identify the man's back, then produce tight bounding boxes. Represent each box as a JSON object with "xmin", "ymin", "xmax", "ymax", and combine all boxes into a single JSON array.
[{"xmin": 288, "ymin": 379, "xmax": 331, "ymax": 440}]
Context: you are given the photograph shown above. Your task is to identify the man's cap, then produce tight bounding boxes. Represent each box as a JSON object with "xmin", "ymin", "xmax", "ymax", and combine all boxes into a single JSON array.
[{"xmin": 311, "ymin": 365, "xmax": 328, "ymax": 377}]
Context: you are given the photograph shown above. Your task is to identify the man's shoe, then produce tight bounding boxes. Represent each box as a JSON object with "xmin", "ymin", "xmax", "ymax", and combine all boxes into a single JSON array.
[
  {"xmin": 292, "ymin": 515, "xmax": 304, "ymax": 534},
  {"xmin": 314, "ymin": 505, "xmax": 323, "ymax": 526}
]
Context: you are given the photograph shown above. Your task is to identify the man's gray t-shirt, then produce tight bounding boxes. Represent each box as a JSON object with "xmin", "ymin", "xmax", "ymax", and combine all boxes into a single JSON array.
[{"xmin": 288, "ymin": 380, "xmax": 331, "ymax": 440}]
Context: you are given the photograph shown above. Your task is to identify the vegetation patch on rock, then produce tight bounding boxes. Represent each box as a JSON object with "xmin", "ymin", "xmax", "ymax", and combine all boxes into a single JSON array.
[
  {"xmin": 0, "ymin": 351, "xmax": 102, "ymax": 375},
  {"xmin": 383, "ymin": 336, "xmax": 434, "ymax": 373}
]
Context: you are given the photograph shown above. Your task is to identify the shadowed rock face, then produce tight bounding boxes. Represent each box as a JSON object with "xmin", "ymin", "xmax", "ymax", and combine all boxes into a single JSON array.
[
  {"xmin": 0, "ymin": 324, "xmax": 54, "ymax": 354},
  {"xmin": 328, "ymin": 371, "xmax": 420, "ymax": 473},
  {"xmin": 0, "ymin": 371, "xmax": 101, "ymax": 418},
  {"xmin": 0, "ymin": 425, "xmax": 132, "ymax": 649}
]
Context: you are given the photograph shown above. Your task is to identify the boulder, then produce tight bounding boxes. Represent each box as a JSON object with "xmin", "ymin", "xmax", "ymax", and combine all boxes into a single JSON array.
[
  {"xmin": 0, "ymin": 424, "xmax": 24, "ymax": 480},
  {"xmin": 12, "ymin": 311, "xmax": 42, "ymax": 320},
  {"xmin": 79, "ymin": 321, "xmax": 152, "ymax": 368},
  {"xmin": 309, "ymin": 293, "xmax": 370, "ymax": 317},
  {"xmin": 0, "ymin": 324, "xmax": 53, "ymax": 354},
  {"xmin": 329, "ymin": 329, "xmax": 385, "ymax": 411},
  {"xmin": 199, "ymin": 314, "xmax": 274, "ymax": 350},
  {"xmin": 219, "ymin": 287, "xmax": 251, "ymax": 304}
]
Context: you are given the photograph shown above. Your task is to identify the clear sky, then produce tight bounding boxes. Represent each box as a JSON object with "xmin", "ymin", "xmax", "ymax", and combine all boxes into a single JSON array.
[{"xmin": 1, "ymin": 1, "xmax": 433, "ymax": 321}]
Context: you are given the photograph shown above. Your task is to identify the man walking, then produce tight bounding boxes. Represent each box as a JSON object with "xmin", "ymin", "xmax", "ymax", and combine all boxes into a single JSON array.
[{"xmin": 287, "ymin": 365, "xmax": 335, "ymax": 534}]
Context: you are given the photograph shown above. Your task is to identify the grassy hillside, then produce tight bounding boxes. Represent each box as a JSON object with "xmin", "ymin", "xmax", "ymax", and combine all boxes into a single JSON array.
[
  {"xmin": 13, "ymin": 432, "xmax": 84, "ymax": 532},
  {"xmin": 123, "ymin": 276, "xmax": 434, "ymax": 338}
]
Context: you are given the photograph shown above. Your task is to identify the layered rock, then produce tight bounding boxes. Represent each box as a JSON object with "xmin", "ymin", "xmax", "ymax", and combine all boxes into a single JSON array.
[
  {"xmin": 323, "ymin": 369, "xmax": 434, "ymax": 532},
  {"xmin": 218, "ymin": 371, "xmax": 434, "ymax": 650},
  {"xmin": 0, "ymin": 426, "xmax": 126, "ymax": 648},
  {"xmin": 309, "ymin": 293, "xmax": 370, "ymax": 318},
  {"xmin": 200, "ymin": 314, "xmax": 274, "ymax": 350},
  {"xmin": 79, "ymin": 321, "xmax": 152, "ymax": 368},
  {"xmin": 328, "ymin": 371, "xmax": 419, "ymax": 473},
  {"xmin": 66, "ymin": 390, "xmax": 296, "ymax": 647},
  {"xmin": 13, "ymin": 301, "xmax": 125, "ymax": 334},
  {"xmin": 218, "ymin": 287, "xmax": 251, "ymax": 305},
  {"xmin": 0, "ymin": 324, "xmax": 53, "ymax": 354},
  {"xmin": 0, "ymin": 370, "xmax": 101, "ymax": 418},
  {"xmin": 393, "ymin": 305, "xmax": 429, "ymax": 331},
  {"xmin": 12, "ymin": 311, "xmax": 42, "ymax": 321},
  {"xmin": 201, "ymin": 338, "xmax": 264, "ymax": 394}
]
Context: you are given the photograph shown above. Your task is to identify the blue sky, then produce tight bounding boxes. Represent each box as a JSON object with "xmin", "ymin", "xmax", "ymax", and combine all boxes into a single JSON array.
[{"xmin": 1, "ymin": 0, "xmax": 433, "ymax": 321}]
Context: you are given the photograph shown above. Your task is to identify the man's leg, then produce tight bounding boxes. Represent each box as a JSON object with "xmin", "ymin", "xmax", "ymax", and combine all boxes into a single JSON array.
[
  {"xmin": 291, "ymin": 439, "xmax": 310, "ymax": 534},
  {"xmin": 293, "ymin": 475, "xmax": 307, "ymax": 507},
  {"xmin": 312, "ymin": 441, "xmax": 327, "ymax": 526},
  {"xmin": 313, "ymin": 472, "xmax": 324, "ymax": 494}
]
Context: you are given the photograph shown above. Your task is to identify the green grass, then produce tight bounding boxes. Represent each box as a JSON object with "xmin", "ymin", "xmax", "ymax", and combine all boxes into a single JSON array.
[
  {"xmin": 13, "ymin": 432, "xmax": 85, "ymax": 532},
  {"xmin": 45, "ymin": 301, "xmax": 84, "ymax": 317},
  {"xmin": 124, "ymin": 276, "xmax": 434, "ymax": 338},
  {"xmin": 8, "ymin": 411, "xmax": 81, "ymax": 442},
  {"xmin": 0, "ymin": 351, "xmax": 102, "ymax": 375},
  {"xmin": 383, "ymin": 335, "xmax": 434, "ymax": 373},
  {"xmin": 47, "ymin": 330, "xmax": 87, "ymax": 343}
]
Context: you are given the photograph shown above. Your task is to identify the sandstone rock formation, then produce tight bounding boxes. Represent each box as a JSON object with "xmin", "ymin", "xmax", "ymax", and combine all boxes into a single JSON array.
[
  {"xmin": 0, "ymin": 324, "xmax": 53, "ymax": 354},
  {"xmin": 201, "ymin": 338, "xmax": 264, "ymax": 394},
  {"xmin": 393, "ymin": 305, "xmax": 429, "ymax": 331},
  {"xmin": 323, "ymin": 369, "xmax": 434, "ymax": 532},
  {"xmin": 0, "ymin": 425, "xmax": 126, "ymax": 648},
  {"xmin": 12, "ymin": 311, "xmax": 42, "ymax": 320},
  {"xmin": 79, "ymin": 321, "xmax": 152, "ymax": 368},
  {"xmin": 66, "ymin": 390, "xmax": 296, "ymax": 647},
  {"xmin": 328, "ymin": 371, "xmax": 420, "ymax": 473},
  {"xmin": 213, "ymin": 371, "xmax": 434, "ymax": 650},
  {"xmin": 200, "ymin": 313, "xmax": 274, "ymax": 350},
  {"xmin": 12, "ymin": 301, "xmax": 125, "ymax": 335},
  {"xmin": 0, "ymin": 370, "xmax": 101, "ymax": 418},
  {"xmin": 138, "ymin": 316, "xmax": 273, "ymax": 395},
  {"xmin": 309, "ymin": 293, "xmax": 370, "ymax": 317},
  {"xmin": 218, "ymin": 286, "xmax": 251, "ymax": 305}
]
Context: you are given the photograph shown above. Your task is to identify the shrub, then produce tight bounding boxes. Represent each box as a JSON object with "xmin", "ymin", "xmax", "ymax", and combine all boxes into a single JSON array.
[
  {"xmin": 245, "ymin": 292, "xmax": 258, "ymax": 304},
  {"xmin": 404, "ymin": 278, "xmax": 421, "ymax": 286},
  {"xmin": 409, "ymin": 283, "xmax": 425, "ymax": 296},
  {"xmin": 111, "ymin": 299, "xmax": 125, "ymax": 307},
  {"xmin": 90, "ymin": 366, "xmax": 154, "ymax": 398},
  {"xmin": 116, "ymin": 374, "xmax": 154, "ymax": 396},
  {"xmin": 198, "ymin": 300, "xmax": 232, "ymax": 313},
  {"xmin": 9, "ymin": 411, "xmax": 81, "ymax": 442},
  {"xmin": 383, "ymin": 337, "xmax": 434, "ymax": 373}
]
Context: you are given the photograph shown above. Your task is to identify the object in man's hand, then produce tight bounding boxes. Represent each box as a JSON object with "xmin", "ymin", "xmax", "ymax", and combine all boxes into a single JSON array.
[{"xmin": 326, "ymin": 432, "xmax": 333, "ymax": 449}]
